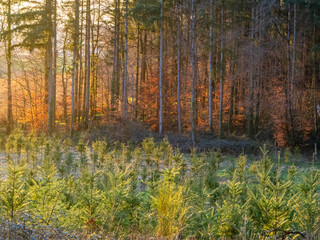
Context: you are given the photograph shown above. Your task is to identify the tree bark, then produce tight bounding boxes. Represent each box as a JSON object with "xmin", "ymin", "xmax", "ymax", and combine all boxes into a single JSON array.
[
  {"xmin": 6, "ymin": 0, "xmax": 13, "ymax": 134},
  {"xmin": 191, "ymin": 0, "xmax": 197, "ymax": 145},
  {"xmin": 177, "ymin": 1, "xmax": 181, "ymax": 135},
  {"xmin": 159, "ymin": 0, "xmax": 163, "ymax": 135},
  {"xmin": 47, "ymin": 0, "xmax": 54, "ymax": 135},
  {"xmin": 209, "ymin": 0, "xmax": 213, "ymax": 134},
  {"xmin": 248, "ymin": 0, "xmax": 255, "ymax": 138},
  {"xmin": 62, "ymin": 29, "xmax": 69, "ymax": 124},
  {"xmin": 287, "ymin": 3, "xmax": 295, "ymax": 145},
  {"xmin": 78, "ymin": 0, "xmax": 84, "ymax": 123},
  {"xmin": 123, "ymin": 0, "xmax": 128, "ymax": 119},
  {"xmin": 218, "ymin": 4, "xmax": 224, "ymax": 141},
  {"xmin": 255, "ymin": 2, "xmax": 262, "ymax": 131},
  {"xmin": 135, "ymin": 24, "xmax": 140, "ymax": 118},
  {"xmin": 71, "ymin": 0, "xmax": 80, "ymax": 135},
  {"xmin": 84, "ymin": 0, "xmax": 91, "ymax": 128},
  {"xmin": 53, "ymin": 0, "xmax": 57, "ymax": 131},
  {"xmin": 111, "ymin": 0, "xmax": 120, "ymax": 110}
]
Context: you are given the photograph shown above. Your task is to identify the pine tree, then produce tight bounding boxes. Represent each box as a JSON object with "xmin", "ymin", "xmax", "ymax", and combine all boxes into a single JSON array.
[
  {"xmin": 1, "ymin": 161, "xmax": 27, "ymax": 221},
  {"xmin": 151, "ymin": 168, "xmax": 186, "ymax": 238}
]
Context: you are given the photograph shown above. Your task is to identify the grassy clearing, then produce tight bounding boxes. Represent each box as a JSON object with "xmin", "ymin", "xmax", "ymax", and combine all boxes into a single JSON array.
[{"xmin": 0, "ymin": 129, "xmax": 319, "ymax": 239}]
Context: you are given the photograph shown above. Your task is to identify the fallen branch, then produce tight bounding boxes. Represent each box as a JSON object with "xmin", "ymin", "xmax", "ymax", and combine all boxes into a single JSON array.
[{"xmin": 260, "ymin": 228, "xmax": 306, "ymax": 239}]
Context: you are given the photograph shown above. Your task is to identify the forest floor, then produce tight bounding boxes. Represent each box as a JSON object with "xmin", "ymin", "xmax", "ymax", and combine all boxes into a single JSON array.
[
  {"xmin": 82, "ymin": 118, "xmax": 260, "ymax": 154},
  {"xmin": 81, "ymin": 117, "xmax": 319, "ymax": 157}
]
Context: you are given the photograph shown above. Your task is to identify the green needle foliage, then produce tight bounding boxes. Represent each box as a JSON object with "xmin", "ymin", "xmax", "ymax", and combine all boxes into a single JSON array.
[
  {"xmin": 28, "ymin": 162, "xmax": 66, "ymax": 227},
  {"xmin": 0, "ymin": 129, "xmax": 320, "ymax": 239},
  {"xmin": 217, "ymin": 172, "xmax": 248, "ymax": 239},
  {"xmin": 1, "ymin": 160, "xmax": 28, "ymax": 221},
  {"xmin": 151, "ymin": 167, "xmax": 187, "ymax": 239},
  {"xmin": 295, "ymin": 169, "xmax": 320, "ymax": 239}
]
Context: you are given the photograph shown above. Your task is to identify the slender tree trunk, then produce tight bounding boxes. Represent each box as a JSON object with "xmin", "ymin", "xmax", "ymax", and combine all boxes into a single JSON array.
[
  {"xmin": 45, "ymin": 46, "xmax": 49, "ymax": 106},
  {"xmin": 286, "ymin": 3, "xmax": 291, "ymax": 140},
  {"xmin": 248, "ymin": 0, "xmax": 255, "ymax": 138},
  {"xmin": 122, "ymin": 0, "xmax": 128, "ymax": 119},
  {"xmin": 71, "ymin": 0, "xmax": 80, "ymax": 134},
  {"xmin": 313, "ymin": 9, "xmax": 318, "ymax": 156},
  {"xmin": 177, "ymin": 2, "xmax": 181, "ymax": 135},
  {"xmin": 90, "ymin": 3, "xmax": 94, "ymax": 118},
  {"xmin": 228, "ymin": 0, "xmax": 237, "ymax": 134},
  {"xmin": 48, "ymin": 46, "xmax": 54, "ymax": 134},
  {"xmin": 84, "ymin": 0, "xmax": 91, "ymax": 128},
  {"xmin": 78, "ymin": 0, "xmax": 84, "ymax": 123},
  {"xmin": 290, "ymin": 2, "xmax": 296, "ymax": 140},
  {"xmin": 90, "ymin": 0, "xmax": 95, "ymax": 117},
  {"xmin": 95, "ymin": 0, "xmax": 101, "ymax": 118},
  {"xmin": 229, "ymin": 55, "xmax": 235, "ymax": 134},
  {"xmin": 111, "ymin": 0, "xmax": 120, "ymax": 110},
  {"xmin": 111, "ymin": 0, "xmax": 117, "ymax": 109},
  {"xmin": 314, "ymin": 63, "xmax": 318, "ymax": 157},
  {"xmin": 140, "ymin": 32, "xmax": 147, "ymax": 121},
  {"xmin": 47, "ymin": 0, "xmax": 54, "ymax": 135},
  {"xmin": 286, "ymin": 3, "xmax": 295, "ymax": 145},
  {"xmin": 209, "ymin": 0, "xmax": 213, "ymax": 134},
  {"xmin": 218, "ymin": 4, "xmax": 224, "ymax": 141},
  {"xmin": 159, "ymin": 0, "xmax": 163, "ymax": 135},
  {"xmin": 131, "ymin": 67, "xmax": 134, "ymax": 114},
  {"xmin": 53, "ymin": 0, "xmax": 57, "ymax": 131},
  {"xmin": 62, "ymin": 30, "xmax": 69, "ymax": 124},
  {"xmin": 191, "ymin": 0, "xmax": 197, "ymax": 145},
  {"xmin": 255, "ymin": 2, "xmax": 262, "ymax": 131},
  {"xmin": 135, "ymin": 24, "xmax": 140, "ymax": 118},
  {"xmin": 89, "ymin": 0, "xmax": 100, "ymax": 119},
  {"xmin": 291, "ymin": 2, "xmax": 296, "ymax": 98},
  {"xmin": 6, "ymin": 0, "xmax": 13, "ymax": 134}
]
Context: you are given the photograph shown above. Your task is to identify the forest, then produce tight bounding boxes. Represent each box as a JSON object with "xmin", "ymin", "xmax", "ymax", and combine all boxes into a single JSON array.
[
  {"xmin": 0, "ymin": 0, "xmax": 319, "ymax": 147},
  {"xmin": 1, "ymin": 0, "xmax": 320, "ymax": 239}
]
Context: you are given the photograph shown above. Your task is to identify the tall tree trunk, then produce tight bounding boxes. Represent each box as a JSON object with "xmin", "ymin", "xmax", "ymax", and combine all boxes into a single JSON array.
[
  {"xmin": 177, "ymin": 1, "xmax": 181, "ymax": 135},
  {"xmin": 208, "ymin": 0, "xmax": 213, "ymax": 134},
  {"xmin": 6, "ymin": 0, "xmax": 13, "ymax": 134},
  {"xmin": 131, "ymin": 66, "xmax": 134, "ymax": 114},
  {"xmin": 140, "ymin": 32, "xmax": 147, "ymax": 121},
  {"xmin": 71, "ymin": 0, "xmax": 80, "ymax": 135},
  {"xmin": 255, "ymin": 2, "xmax": 262, "ymax": 131},
  {"xmin": 290, "ymin": 2, "xmax": 296, "ymax": 141},
  {"xmin": 159, "ymin": 0, "xmax": 163, "ymax": 134},
  {"xmin": 286, "ymin": 3, "xmax": 295, "ymax": 145},
  {"xmin": 123, "ymin": 0, "xmax": 128, "ymax": 119},
  {"xmin": 96, "ymin": 0, "xmax": 101, "ymax": 117},
  {"xmin": 313, "ymin": 9, "xmax": 318, "ymax": 156},
  {"xmin": 111, "ymin": 0, "xmax": 117, "ymax": 109},
  {"xmin": 191, "ymin": 0, "xmax": 197, "ymax": 145},
  {"xmin": 218, "ymin": 4, "xmax": 224, "ymax": 141},
  {"xmin": 228, "ymin": 0, "xmax": 237, "ymax": 134},
  {"xmin": 53, "ymin": 0, "xmax": 57, "ymax": 131},
  {"xmin": 78, "ymin": 0, "xmax": 84, "ymax": 123},
  {"xmin": 84, "ymin": 0, "xmax": 91, "ymax": 128},
  {"xmin": 111, "ymin": 0, "xmax": 120, "ymax": 110},
  {"xmin": 135, "ymin": 24, "xmax": 140, "ymax": 118},
  {"xmin": 47, "ymin": 0, "xmax": 54, "ymax": 135},
  {"xmin": 90, "ymin": 0, "xmax": 95, "ymax": 117},
  {"xmin": 248, "ymin": 0, "xmax": 255, "ymax": 138},
  {"xmin": 229, "ymin": 54, "xmax": 235, "ymax": 134},
  {"xmin": 62, "ymin": 30, "xmax": 69, "ymax": 124},
  {"xmin": 291, "ymin": 2, "xmax": 296, "ymax": 98}
]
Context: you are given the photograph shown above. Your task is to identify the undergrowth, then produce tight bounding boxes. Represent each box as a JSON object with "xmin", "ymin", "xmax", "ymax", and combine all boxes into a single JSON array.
[{"xmin": 0, "ymin": 129, "xmax": 319, "ymax": 239}]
